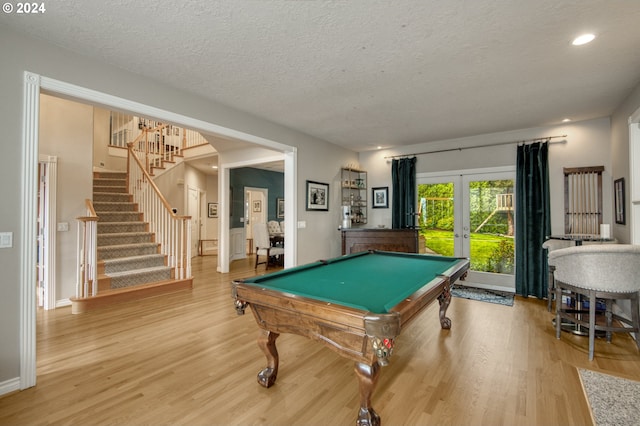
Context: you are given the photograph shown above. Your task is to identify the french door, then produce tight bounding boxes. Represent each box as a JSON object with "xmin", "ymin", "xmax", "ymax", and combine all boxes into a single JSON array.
[{"xmin": 417, "ymin": 168, "xmax": 515, "ymax": 290}]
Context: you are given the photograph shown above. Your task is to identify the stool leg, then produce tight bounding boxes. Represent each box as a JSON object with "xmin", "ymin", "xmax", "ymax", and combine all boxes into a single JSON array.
[
  {"xmin": 605, "ymin": 299, "xmax": 613, "ymax": 343},
  {"xmin": 632, "ymin": 292, "xmax": 640, "ymax": 351},
  {"xmin": 547, "ymin": 266, "xmax": 555, "ymax": 312},
  {"xmin": 588, "ymin": 292, "xmax": 596, "ymax": 361},
  {"xmin": 555, "ymin": 285, "xmax": 562, "ymax": 339}
]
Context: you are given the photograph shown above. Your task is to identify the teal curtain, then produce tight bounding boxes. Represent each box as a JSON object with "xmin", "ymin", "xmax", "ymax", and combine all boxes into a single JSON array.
[
  {"xmin": 391, "ymin": 157, "xmax": 417, "ymax": 228},
  {"xmin": 515, "ymin": 142, "xmax": 551, "ymax": 298}
]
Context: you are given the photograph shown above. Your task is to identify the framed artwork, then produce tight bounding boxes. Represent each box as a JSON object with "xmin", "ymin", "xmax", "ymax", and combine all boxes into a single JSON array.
[
  {"xmin": 372, "ymin": 187, "xmax": 389, "ymax": 208},
  {"xmin": 277, "ymin": 198, "xmax": 285, "ymax": 218},
  {"xmin": 306, "ymin": 180, "xmax": 329, "ymax": 211},
  {"xmin": 208, "ymin": 202, "xmax": 218, "ymax": 218},
  {"xmin": 614, "ymin": 178, "xmax": 625, "ymax": 224},
  {"xmin": 253, "ymin": 200, "xmax": 262, "ymax": 213}
]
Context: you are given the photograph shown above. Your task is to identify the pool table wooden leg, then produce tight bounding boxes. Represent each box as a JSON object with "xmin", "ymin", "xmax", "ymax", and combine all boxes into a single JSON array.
[
  {"xmin": 438, "ymin": 283, "xmax": 452, "ymax": 329},
  {"xmin": 354, "ymin": 361, "xmax": 381, "ymax": 426},
  {"xmin": 256, "ymin": 330, "xmax": 280, "ymax": 388}
]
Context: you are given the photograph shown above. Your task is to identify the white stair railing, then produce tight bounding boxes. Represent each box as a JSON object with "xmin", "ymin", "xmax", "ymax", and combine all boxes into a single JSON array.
[
  {"xmin": 76, "ymin": 200, "xmax": 98, "ymax": 298},
  {"xmin": 127, "ymin": 142, "xmax": 192, "ymax": 280},
  {"xmin": 110, "ymin": 112, "xmax": 209, "ymax": 175}
]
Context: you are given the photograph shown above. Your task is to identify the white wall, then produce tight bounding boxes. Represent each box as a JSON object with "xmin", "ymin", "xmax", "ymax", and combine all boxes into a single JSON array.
[
  {"xmin": 611, "ymin": 82, "xmax": 640, "ymax": 243},
  {"xmin": 360, "ymin": 118, "xmax": 613, "ymax": 233},
  {"xmin": 38, "ymin": 94, "xmax": 94, "ymax": 305}
]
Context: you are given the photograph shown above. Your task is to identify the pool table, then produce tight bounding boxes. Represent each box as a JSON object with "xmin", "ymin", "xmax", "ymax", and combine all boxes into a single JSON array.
[{"xmin": 232, "ymin": 250, "xmax": 469, "ymax": 426}]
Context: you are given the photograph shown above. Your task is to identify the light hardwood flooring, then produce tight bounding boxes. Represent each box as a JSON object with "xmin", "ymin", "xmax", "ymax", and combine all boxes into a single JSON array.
[{"xmin": 1, "ymin": 256, "xmax": 640, "ymax": 425}]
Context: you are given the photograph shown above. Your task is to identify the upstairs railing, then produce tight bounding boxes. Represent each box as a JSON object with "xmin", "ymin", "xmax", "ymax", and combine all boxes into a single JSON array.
[
  {"xmin": 110, "ymin": 112, "xmax": 209, "ymax": 175},
  {"xmin": 127, "ymin": 142, "xmax": 192, "ymax": 280},
  {"xmin": 76, "ymin": 199, "xmax": 99, "ymax": 298}
]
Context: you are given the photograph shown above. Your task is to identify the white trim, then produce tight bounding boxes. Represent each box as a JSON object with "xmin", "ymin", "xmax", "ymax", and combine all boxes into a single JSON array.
[
  {"xmin": 629, "ymin": 106, "xmax": 640, "ymax": 124},
  {"xmin": 55, "ymin": 298, "xmax": 72, "ymax": 308},
  {"xmin": 417, "ymin": 165, "xmax": 516, "ymax": 179},
  {"xmin": 21, "ymin": 71, "xmax": 297, "ymax": 390},
  {"xmin": 0, "ymin": 377, "xmax": 21, "ymax": 397},
  {"xmin": 21, "ymin": 72, "xmax": 39, "ymax": 390},
  {"xmin": 283, "ymin": 149, "xmax": 297, "ymax": 268}
]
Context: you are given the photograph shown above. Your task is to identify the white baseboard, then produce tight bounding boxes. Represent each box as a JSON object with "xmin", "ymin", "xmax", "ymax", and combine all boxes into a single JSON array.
[
  {"xmin": 56, "ymin": 298, "xmax": 71, "ymax": 308},
  {"xmin": 0, "ymin": 377, "xmax": 20, "ymax": 397}
]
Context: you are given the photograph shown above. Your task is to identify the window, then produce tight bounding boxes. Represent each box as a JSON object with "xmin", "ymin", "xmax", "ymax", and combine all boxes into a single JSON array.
[{"xmin": 564, "ymin": 166, "xmax": 604, "ymax": 234}]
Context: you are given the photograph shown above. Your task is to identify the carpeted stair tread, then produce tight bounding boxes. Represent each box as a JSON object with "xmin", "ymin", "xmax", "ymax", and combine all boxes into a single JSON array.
[
  {"xmin": 97, "ymin": 242, "xmax": 160, "ymax": 260},
  {"xmin": 101, "ymin": 254, "xmax": 166, "ymax": 273},
  {"xmin": 97, "ymin": 211, "xmax": 143, "ymax": 222},
  {"xmin": 93, "ymin": 177, "xmax": 126, "ymax": 186},
  {"xmin": 93, "ymin": 185, "xmax": 128, "ymax": 193},
  {"xmin": 93, "ymin": 202, "xmax": 137, "ymax": 212},
  {"xmin": 97, "ymin": 222, "xmax": 147, "ymax": 233},
  {"xmin": 105, "ymin": 265, "xmax": 171, "ymax": 278},
  {"xmin": 98, "ymin": 232, "xmax": 154, "ymax": 246},
  {"xmin": 93, "ymin": 192, "xmax": 131, "ymax": 202},
  {"xmin": 107, "ymin": 266, "xmax": 173, "ymax": 289}
]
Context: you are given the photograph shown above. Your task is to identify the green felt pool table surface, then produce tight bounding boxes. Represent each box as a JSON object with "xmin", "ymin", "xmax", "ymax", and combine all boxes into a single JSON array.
[{"xmin": 240, "ymin": 250, "xmax": 465, "ymax": 313}]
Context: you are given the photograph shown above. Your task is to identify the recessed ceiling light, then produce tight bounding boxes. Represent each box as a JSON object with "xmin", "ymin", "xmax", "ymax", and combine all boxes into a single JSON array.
[
  {"xmin": 572, "ymin": 33, "xmax": 595, "ymax": 46},
  {"xmin": 562, "ymin": 118, "xmax": 571, "ymax": 122},
  {"xmin": 377, "ymin": 146, "xmax": 382, "ymax": 150}
]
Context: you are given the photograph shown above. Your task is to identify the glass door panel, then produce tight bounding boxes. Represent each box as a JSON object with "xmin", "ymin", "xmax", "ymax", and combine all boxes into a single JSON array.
[
  {"xmin": 465, "ymin": 176, "xmax": 515, "ymax": 281},
  {"xmin": 418, "ymin": 180, "xmax": 462, "ymax": 257}
]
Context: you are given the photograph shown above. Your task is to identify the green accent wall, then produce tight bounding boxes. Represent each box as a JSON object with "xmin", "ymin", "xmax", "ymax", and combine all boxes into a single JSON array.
[{"xmin": 230, "ymin": 167, "xmax": 284, "ymax": 228}]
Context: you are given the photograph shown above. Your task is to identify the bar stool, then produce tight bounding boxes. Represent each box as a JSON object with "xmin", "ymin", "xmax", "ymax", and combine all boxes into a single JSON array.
[{"xmin": 548, "ymin": 244, "xmax": 640, "ymax": 360}]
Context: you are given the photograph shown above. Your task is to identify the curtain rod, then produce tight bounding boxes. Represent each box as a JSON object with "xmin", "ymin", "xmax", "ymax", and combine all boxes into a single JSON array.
[{"xmin": 383, "ymin": 134, "xmax": 567, "ymax": 159}]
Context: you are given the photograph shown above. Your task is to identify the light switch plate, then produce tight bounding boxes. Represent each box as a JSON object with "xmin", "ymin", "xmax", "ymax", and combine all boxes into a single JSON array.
[{"xmin": 0, "ymin": 232, "xmax": 13, "ymax": 248}]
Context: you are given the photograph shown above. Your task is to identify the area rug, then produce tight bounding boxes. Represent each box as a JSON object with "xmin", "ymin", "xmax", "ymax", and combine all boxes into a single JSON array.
[
  {"xmin": 579, "ymin": 368, "xmax": 640, "ymax": 426},
  {"xmin": 451, "ymin": 285, "xmax": 514, "ymax": 306}
]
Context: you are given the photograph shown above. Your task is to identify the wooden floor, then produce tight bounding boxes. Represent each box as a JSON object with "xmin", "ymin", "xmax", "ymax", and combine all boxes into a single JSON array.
[{"xmin": 2, "ymin": 256, "xmax": 640, "ymax": 425}]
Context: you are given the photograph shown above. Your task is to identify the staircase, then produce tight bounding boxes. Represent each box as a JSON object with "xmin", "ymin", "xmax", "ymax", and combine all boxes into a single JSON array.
[{"xmin": 70, "ymin": 171, "xmax": 192, "ymax": 313}]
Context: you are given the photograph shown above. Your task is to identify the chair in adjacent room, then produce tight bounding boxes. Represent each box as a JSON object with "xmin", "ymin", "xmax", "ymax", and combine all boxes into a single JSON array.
[
  {"xmin": 548, "ymin": 244, "xmax": 640, "ymax": 360},
  {"xmin": 267, "ymin": 220, "xmax": 282, "ymax": 235},
  {"xmin": 253, "ymin": 222, "xmax": 284, "ymax": 270}
]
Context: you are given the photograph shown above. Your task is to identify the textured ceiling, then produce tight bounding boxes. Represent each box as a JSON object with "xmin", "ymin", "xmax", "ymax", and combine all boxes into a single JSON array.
[{"xmin": 2, "ymin": 0, "xmax": 640, "ymax": 152}]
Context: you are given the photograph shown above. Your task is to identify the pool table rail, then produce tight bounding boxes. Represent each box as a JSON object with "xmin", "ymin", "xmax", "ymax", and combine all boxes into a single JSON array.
[{"xmin": 232, "ymin": 282, "xmax": 398, "ymax": 365}]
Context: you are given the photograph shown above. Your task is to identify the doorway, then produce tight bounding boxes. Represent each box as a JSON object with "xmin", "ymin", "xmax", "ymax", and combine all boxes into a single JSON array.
[
  {"xmin": 186, "ymin": 186, "xmax": 202, "ymax": 258},
  {"xmin": 37, "ymin": 156, "xmax": 57, "ymax": 310},
  {"xmin": 417, "ymin": 167, "xmax": 516, "ymax": 291},
  {"xmin": 244, "ymin": 187, "xmax": 268, "ymax": 255}
]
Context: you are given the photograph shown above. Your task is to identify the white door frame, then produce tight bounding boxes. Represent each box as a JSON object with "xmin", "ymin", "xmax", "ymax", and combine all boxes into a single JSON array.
[
  {"xmin": 37, "ymin": 155, "xmax": 57, "ymax": 310},
  {"xmin": 19, "ymin": 71, "xmax": 297, "ymax": 390},
  {"xmin": 629, "ymin": 107, "xmax": 640, "ymax": 244}
]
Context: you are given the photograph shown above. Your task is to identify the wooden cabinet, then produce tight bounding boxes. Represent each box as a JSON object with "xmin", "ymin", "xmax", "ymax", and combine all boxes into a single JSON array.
[
  {"xmin": 341, "ymin": 228, "xmax": 419, "ymax": 255},
  {"xmin": 341, "ymin": 168, "xmax": 367, "ymax": 225}
]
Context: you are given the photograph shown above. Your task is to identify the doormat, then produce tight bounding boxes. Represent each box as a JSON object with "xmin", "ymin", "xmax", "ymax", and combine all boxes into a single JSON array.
[
  {"xmin": 579, "ymin": 368, "xmax": 640, "ymax": 426},
  {"xmin": 451, "ymin": 285, "xmax": 514, "ymax": 307}
]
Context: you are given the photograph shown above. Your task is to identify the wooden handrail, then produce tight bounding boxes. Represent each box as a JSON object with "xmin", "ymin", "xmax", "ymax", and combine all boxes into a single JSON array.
[{"xmin": 127, "ymin": 142, "xmax": 190, "ymax": 220}]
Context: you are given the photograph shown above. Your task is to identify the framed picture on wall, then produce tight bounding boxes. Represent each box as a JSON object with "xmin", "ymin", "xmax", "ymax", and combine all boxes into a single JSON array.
[
  {"xmin": 306, "ymin": 180, "xmax": 329, "ymax": 211},
  {"xmin": 277, "ymin": 198, "xmax": 285, "ymax": 218},
  {"xmin": 253, "ymin": 200, "xmax": 262, "ymax": 213},
  {"xmin": 372, "ymin": 187, "xmax": 389, "ymax": 208},
  {"xmin": 208, "ymin": 202, "xmax": 218, "ymax": 218},
  {"xmin": 614, "ymin": 178, "xmax": 625, "ymax": 224}
]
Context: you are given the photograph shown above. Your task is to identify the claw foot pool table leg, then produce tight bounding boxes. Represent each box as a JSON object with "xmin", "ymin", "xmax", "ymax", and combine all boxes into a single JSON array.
[
  {"xmin": 257, "ymin": 330, "xmax": 279, "ymax": 388},
  {"xmin": 354, "ymin": 361, "xmax": 381, "ymax": 426},
  {"xmin": 438, "ymin": 283, "xmax": 452, "ymax": 329}
]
